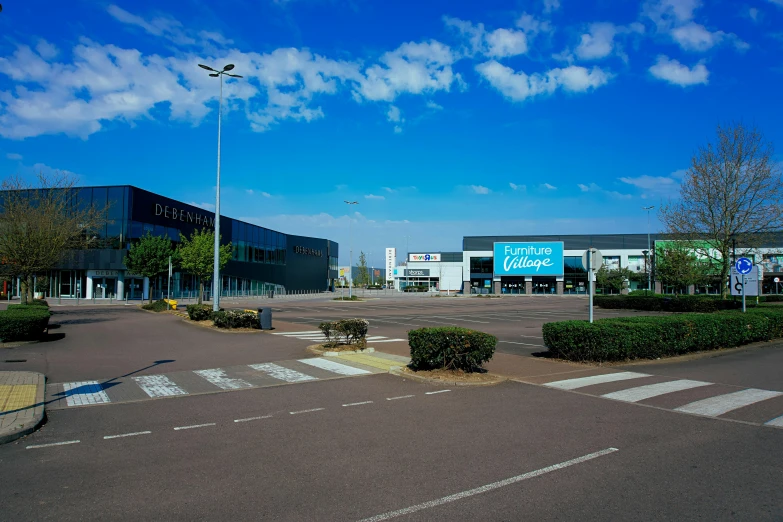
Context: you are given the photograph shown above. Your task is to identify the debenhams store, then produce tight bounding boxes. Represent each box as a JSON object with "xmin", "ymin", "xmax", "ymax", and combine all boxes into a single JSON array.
[{"xmin": 6, "ymin": 185, "xmax": 338, "ymax": 300}]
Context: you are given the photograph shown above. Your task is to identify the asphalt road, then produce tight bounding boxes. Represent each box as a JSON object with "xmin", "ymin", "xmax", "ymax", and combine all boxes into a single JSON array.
[{"xmin": 2, "ymin": 374, "xmax": 781, "ymax": 521}]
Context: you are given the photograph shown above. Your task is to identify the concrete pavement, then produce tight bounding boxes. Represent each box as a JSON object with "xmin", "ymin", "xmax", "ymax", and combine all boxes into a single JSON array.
[{"xmin": 0, "ymin": 371, "xmax": 45, "ymax": 444}]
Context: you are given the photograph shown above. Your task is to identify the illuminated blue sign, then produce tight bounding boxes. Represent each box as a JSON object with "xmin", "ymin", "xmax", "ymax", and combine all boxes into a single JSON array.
[{"xmin": 493, "ymin": 242, "xmax": 564, "ymax": 276}]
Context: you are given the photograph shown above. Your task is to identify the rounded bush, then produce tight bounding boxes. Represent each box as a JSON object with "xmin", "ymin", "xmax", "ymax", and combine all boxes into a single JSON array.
[
  {"xmin": 186, "ymin": 304, "xmax": 213, "ymax": 321},
  {"xmin": 408, "ymin": 327, "xmax": 497, "ymax": 371},
  {"xmin": 212, "ymin": 310, "xmax": 258, "ymax": 329},
  {"xmin": 0, "ymin": 308, "xmax": 51, "ymax": 342}
]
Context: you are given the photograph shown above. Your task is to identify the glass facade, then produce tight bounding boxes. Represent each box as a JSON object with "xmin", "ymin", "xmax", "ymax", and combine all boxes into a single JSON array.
[
  {"xmin": 231, "ymin": 220, "xmax": 286, "ymax": 265},
  {"xmin": 470, "ymin": 257, "xmax": 493, "ymax": 274}
]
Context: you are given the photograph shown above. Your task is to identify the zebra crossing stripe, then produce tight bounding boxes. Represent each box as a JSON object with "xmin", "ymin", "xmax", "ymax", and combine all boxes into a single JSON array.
[
  {"xmin": 765, "ymin": 415, "xmax": 783, "ymax": 427},
  {"xmin": 194, "ymin": 369, "xmax": 254, "ymax": 390},
  {"xmin": 249, "ymin": 363, "xmax": 318, "ymax": 383},
  {"xmin": 543, "ymin": 372, "xmax": 649, "ymax": 391},
  {"xmin": 367, "ymin": 339, "xmax": 405, "ymax": 343},
  {"xmin": 63, "ymin": 381, "xmax": 111, "ymax": 406},
  {"xmin": 674, "ymin": 389, "xmax": 783, "ymax": 417},
  {"xmin": 272, "ymin": 331, "xmax": 322, "ymax": 335},
  {"xmin": 601, "ymin": 380, "xmax": 712, "ymax": 403},
  {"xmin": 133, "ymin": 375, "xmax": 189, "ymax": 398},
  {"xmin": 298, "ymin": 358, "xmax": 372, "ymax": 376}
]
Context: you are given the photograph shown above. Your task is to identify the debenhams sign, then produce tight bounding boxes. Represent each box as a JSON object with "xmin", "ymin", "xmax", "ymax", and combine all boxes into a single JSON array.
[
  {"xmin": 154, "ymin": 204, "xmax": 215, "ymax": 228},
  {"xmin": 294, "ymin": 246, "xmax": 322, "ymax": 257}
]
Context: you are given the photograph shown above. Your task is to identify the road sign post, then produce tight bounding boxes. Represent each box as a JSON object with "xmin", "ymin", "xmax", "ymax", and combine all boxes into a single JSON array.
[
  {"xmin": 735, "ymin": 257, "xmax": 753, "ymax": 313},
  {"xmin": 582, "ymin": 248, "xmax": 603, "ymax": 323}
]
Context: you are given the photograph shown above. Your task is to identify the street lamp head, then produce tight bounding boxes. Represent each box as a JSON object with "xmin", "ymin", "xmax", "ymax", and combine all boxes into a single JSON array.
[
  {"xmin": 642, "ymin": 205, "xmax": 655, "ymax": 211},
  {"xmin": 198, "ymin": 63, "xmax": 217, "ymax": 72},
  {"xmin": 209, "ymin": 73, "xmax": 219, "ymax": 77},
  {"xmin": 344, "ymin": 200, "xmax": 359, "ymax": 205},
  {"xmin": 223, "ymin": 64, "xmax": 235, "ymax": 71},
  {"xmin": 226, "ymin": 73, "xmax": 243, "ymax": 78}
]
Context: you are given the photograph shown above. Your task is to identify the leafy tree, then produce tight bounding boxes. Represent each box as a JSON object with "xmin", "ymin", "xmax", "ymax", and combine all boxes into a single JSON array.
[
  {"xmin": 0, "ymin": 172, "xmax": 108, "ymax": 303},
  {"xmin": 596, "ymin": 267, "xmax": 632, "ymax": 294},
  {"xmin": 655, "ymin": 243, "xmax": 710, "ymax": 294},
  {"xmin": 177, "ymin": 229, "xmax": 232, "ymax": 305},
  {"xmin": 660, "ymin": 122, "xmax": 782, "ymax": 298},
  {"xmin": 123, "ymin": 232, "xmax": 175, "ymax": 303},
  {"xmin": 355, "ymin": 251, "xmax": 369, "ymax": 286}
]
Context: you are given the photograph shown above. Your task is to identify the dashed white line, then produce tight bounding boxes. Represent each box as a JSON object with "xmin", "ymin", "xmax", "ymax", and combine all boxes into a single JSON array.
[
  {"xmin": 343, "ymin": 401, "xmax": 374, "ymax": 407},
  {"xmin": 27, "ymin": 440, "xmax": 80, "ymax": 449},
  {"xmin": 290, "ymin": 407, "xmax": 325, "ymax": 415},
  {"xmin": 499, "ymin": 340, "xmax": 544, "ymax": 347},
  {"xmin": 357, "ymin": 447, "xmax": 619, "ymax": 521},
  {"xmin": 173, "ymin": 423, "xmax": 216, "ymax": 431},
  {"xmin": 386, "ymin": 395, "xmax": 415, "ymax": 401},
  {"xmin": 425, "ymin": 390, "xmax": 451, "ymax": 395},
  {"xmin": 234, "ymin": 415, "xmax": 273, "ymax": 423},
  {"xmin": 103, "ymin": 431, "xmax": 151, "ymax": 440}
]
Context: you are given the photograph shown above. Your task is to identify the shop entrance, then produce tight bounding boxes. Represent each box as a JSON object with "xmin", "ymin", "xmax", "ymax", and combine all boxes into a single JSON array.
[
  {"xmin": 94, "ymin": 277, "xmax": 117, "ymax": 299},
  {"xmin": 126, "ymin": 278, "xmax": 144, "ymax": 300},
  {"xmin": 531, "ymin": 277, "xmax": 557, "ymax": 295},
  {"xmin": 501, "ymin": 277, "xmax": 526, "ymax": 294}
]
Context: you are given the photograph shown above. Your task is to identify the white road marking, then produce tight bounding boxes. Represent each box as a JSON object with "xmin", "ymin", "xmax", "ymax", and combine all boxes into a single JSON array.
[
  {"xmin": 298, "ymin": 358, "xmax": 372, "ymax": 376},
  {"xmin": 386, "ymin": 395, "xmax": 415, "ymax": 401},
  {"xmin": 366, "ymin": 339, "xmax": 406, "ymax": 343},
  {"xmin": 234, "ymin": 415, "xmax": 273, "ymax": 423},
  {"xmin": 133, "ymin": 375, "xmax": 189, "ymax": 398},
  {"xmin": 104, "ymin": 431, "xmax": 151, "ymax": 440},
  {"xmin": 249, "ymin": 363, "xmax": 318, "ymax": 383},
  {"xmin": 343, "ymin": 401, "xmax": 374, "ymax": 407},
  {"xmin": 63, "ymin": 381, "xmax": 111, "ymax": 406},
  {"xmin": 193, "ymin": 368, "xmax": 254, "ymax": 390},
  {"xmin": 765, "ymin": 415, "xmax": 783, "ymax": 428},
  {"xmin": 272, "ymin": 330, "xmax": 322, "ymax": 335},
  {"xmin": 429, "ymin": 315, "xmax": 490, "ymax": 324},
  {"xmin": 26, "ymin": 440, "xmax": 80, "ymax": 449},
  {"xmin": 499, "ymin": 341, "xmax": 544, "ymax": 347},
  {"xmin": 519, "ymin": 335, "xmax": 544, "ymax": 339},
  {"xmin": 290, "ymin": 407, "xmax": 325, "ymax": 415},
  {"xmin": 674, "ymin": 389, "xmax": 783, "ymax": 417},
  {"xmin": 544, "ymin": 372, "xmax": 650, "ymax": 391},
  {"xmin": 425, "ymin": 390, "xmax": 451, "ymax": 395},
  {"xmin": 602, "ymin": 379, "xmax": 712, "ymax": 403},
  {"xmin": 358, "ymin": 447, "xmax": 619, "ymax": 522},
  {"xmin": 173, "ymin": 423, "xmax": 216, "ymax": 431}
]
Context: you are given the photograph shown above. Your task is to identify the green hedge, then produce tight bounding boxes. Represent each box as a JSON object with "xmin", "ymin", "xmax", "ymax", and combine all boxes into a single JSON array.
[
  {"xmin": 319, "ymin": 318, "xmax": 369, "ymax": 346},
  {"xmin": 212, "ymin": 310, "xmax": 259, "ymax": 329},
  {"xmin": 408, "ymin": 327, "xmax": 497, "ymax": 371},
  {"xmin": 542, "ymin": 307, "xmax": 783, "ymax": 362},
  {"xmin": 0, "ymin": 307, "xmax": 51, "ymax": 342},
  {"xmin": 403, "ymin": 285, "xmax": 430, "ymax": 293},
  {"xmin": 594, "ymin": 295, "xmax": 744, "ymax": 313},
  {"xmin": 142, "ymin": 299, "xmax": 169, "ymax": 312},
  {"xmin": 186, "ymin": 304, "xmax": 214, "ymax": 321}
]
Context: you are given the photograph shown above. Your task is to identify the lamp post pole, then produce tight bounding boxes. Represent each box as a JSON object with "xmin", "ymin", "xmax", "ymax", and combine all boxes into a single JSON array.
[
  {"xmin": 643, "ymin": 205, "xmax": 655, "ymax": 294},
  {"xmin": 404, "ymin": 235, "xmax": 411, "ymax": 292},
  {"xmin": 344, "ymin": 201, "xmax": 358, "ymax": 298},
  {"xmin": 199, "ymin": 63, "xmax": 243, "ymax": 312}
]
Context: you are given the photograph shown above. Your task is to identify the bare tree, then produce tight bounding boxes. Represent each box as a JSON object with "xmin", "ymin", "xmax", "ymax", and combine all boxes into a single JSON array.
[
  {"xmin": 659, "ymin": 122, "xmax": 783, "ymax": 298},
  {"xmin": 0, "ymin": 173, "xmax": 108, "ymax": 303}
]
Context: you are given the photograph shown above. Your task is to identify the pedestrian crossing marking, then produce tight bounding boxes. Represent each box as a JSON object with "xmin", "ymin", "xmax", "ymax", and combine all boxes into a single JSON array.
[
  {"xmin": 544, "ymin": 372, "xmax": 649, "ymax": 391},
  {"xmin": 271, "ymin": 331, "xmax": 406, "ymax": 343},
  {"xmin": 248, "ymin": 363, "xmax": 318, "ymax": 383},
  {"xmin": 298, "ymin": 358, "xmax": 372, "ymax": 376},
  {"xmin": 765, "ymin": 415, "xmax": 783, "ymax": 428},
  {"xmin": 194, "ymin": 369, "xmax": 254, "ymax": 390},
  {"xmin": 63, "ymin": 381, "xmax": 111, "ymax": 406},
  {"xmin": 133, "ymin": 375, "xmax": 189, "ymax": 398},
  {"xmin": 336, "ymin": 353, "xmax": 405, "ymax": 372},
  {"xmin": 674, "ymin": 389, "xmax": 783, "ymax": 417},
  {"xmin": 601, "ymin": 380, "xmax": 712, "ymax": 403}
]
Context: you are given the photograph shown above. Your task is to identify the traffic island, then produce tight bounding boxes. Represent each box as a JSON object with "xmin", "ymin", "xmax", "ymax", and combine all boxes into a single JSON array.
[
  {"xmin": 0, "ymin": 371, "xmax": 46, "ymax": 445},
  {"xmin": 391, "ymin": 366, "xmax": 506, "ymax": 387}
]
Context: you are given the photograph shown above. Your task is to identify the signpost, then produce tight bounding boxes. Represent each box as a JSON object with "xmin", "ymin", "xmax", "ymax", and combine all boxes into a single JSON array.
[
  {"xmin": 735, "ymin": 257, "xmax": 753, "ymax": 313},
  {"xmin": 582, "ymin": 248, "xmax": 603, "ymax": 323}
]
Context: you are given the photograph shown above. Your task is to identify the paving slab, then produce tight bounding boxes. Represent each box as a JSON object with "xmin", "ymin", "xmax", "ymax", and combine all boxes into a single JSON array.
[{"xmin": 0, "ymin": 371, "xmax": 46, "ymax": 444}]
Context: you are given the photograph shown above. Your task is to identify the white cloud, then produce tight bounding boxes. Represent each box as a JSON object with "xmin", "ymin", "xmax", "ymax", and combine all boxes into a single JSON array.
[
  {"xmin": 767, "ymin": 0, "xmax": 783, "ymax": 7},
  {"xmin": 509, "ymin": 182, "xmax": 526, "ymax": 191},
  {"xmin": 107, "ymin": 4, "xmax": 197, "ymax": 46},
  {"xmin": 246, "ymin": 189, "xmax": 254, "ymax": 195},
  {"xmin": 578, "ymin": 182, "xmax": 632, "ymax": 199},
  {"xmin": 670, "ymin": 22, "xmax": 726, "ymax": 52},
  {"xmin": 543, "ymin": 0, "xmax": 561, "ymax": 14},
  {"xmin": 575, "ymin": 23, "xmax": 619, "ymax": 60},
  {"xmin": 444, "ymin": 17, "xmax": 529, "ymax": 59},
  {"xmin": 187, "ymin": 201, "xmax": 216, "ymax": 211},
  {"xmin": 6, "ymin": 153, "xmax": 23, "ymax": 160},
  {"xmin": 387, "ymin": 105, "xmax": 402, "ymax": 122},
  {"xmin": 425, "ymin": 100, "xmax": 443, "ymax": 110},
  {"xmin": 619, "ymin": 172, "xmax": 682, "ymax": 198},
  {"xmin": 35, "ymin": 40, "xmax": 59, "ymax": 60},
  {"xmin": 578, "ymin": 183, "xmax": 590, "ymax": 191},
  {"xmin": 648, "ymin": 55, "xmax": 708, "ymax": 86},
  {"xmin": 516, "ymin": 13, "xmax": 552, "ymax": 36},
  {"xmin": 382, "ymin": 187, "xmax": 396, "ymax": 193},
  {"xmin": 364, "ymin": 194, "xmax": 386, "ymax": 200},
  {"xmin": 261, "ymin": 192, "xmax": 272, "ymax": 198},
  {"xmin": 476, "ymin": 60, "xmax": 610, "ymax": 102},
  {"xmin": 642, "ymin": 0, "xmax": 746, "ymax": 53},
  {"xmin": 470, "ymin": 185, "xmax": 490, "ymax": 194},
  {"xmin": 542, "ymin": 183, "xmax": 557, "ymax": 190}
]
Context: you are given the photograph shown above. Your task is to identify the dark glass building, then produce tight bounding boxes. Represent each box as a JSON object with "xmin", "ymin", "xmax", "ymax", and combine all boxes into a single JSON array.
[{"xmin": 4, "ymin": 185, "xmax": 338, "ymax": 300}]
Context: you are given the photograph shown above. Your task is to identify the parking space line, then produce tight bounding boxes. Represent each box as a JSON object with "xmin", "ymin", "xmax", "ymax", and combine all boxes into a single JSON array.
[
  {"xmin": 499, "ymin": 341, "xmax": 544, "ymax": 347},
  {"xmin": 386, "ymin": 395, "xmax": 415, "ymax": 401},
  {"xmin": 104, "ymin": 431, "xmax": 151, "ymax": 440},
  {"xmin": 357, "ymin": 447, "xmax": 619, "ymax": 521},
  {"xmin": 173, "ymin": 423, "xmax": 216, "ymax": 431},
  {"xmin": 27, "ymin": 440, "xmax": 80, "ymax": 449},
  {"xmin": 425, "ymin": 390, "xmax": 451, "ymax": 395},
  {"xmin": 290, "ymin": 407, "xmax": 325, "ymax": 415},
  {"xmin": 343, "ymin": 401, "xmax": 373, "ymax": 407},
  {"xmin": 234, "ymin": 415, "xmax": 273, "ymax": 423}
]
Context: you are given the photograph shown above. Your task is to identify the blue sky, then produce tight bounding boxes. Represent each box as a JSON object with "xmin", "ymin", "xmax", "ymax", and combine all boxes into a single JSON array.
[{"xmin": 1, "ymin": 0, "xmax": 782, "ymax": 264}]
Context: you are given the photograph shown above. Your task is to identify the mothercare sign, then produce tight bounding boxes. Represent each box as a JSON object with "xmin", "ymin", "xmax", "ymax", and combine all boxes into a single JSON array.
[{"xmin": 493, "ymin": 242, "xmax": 564, "ymax": 276}]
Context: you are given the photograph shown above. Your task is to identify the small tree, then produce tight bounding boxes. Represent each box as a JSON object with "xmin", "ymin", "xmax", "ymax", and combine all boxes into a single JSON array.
[
  {"xmin": 655, "ymin": 243, "xmax": 710, "ymax": 294},
  {"xmin": 660, "ymin": 122, "xmax": 783, "ymax": 298},
  {"xmin": 0, "ymin": 172, "xmax": 108, "ymax": 304},
  {"xmin": 355, "ymin": 251, "xmax": 369, "ymax": 287},
  {"xmin": 596, "ymin": 267, "xmax": 631, "ymax": 294},
  {"xmin": 177, "ymin": 229, "xmax": 232, "ymax": 305},
  {"xmin": 124, "ymin": 232, "xmax": 175, "ymax": 303}
]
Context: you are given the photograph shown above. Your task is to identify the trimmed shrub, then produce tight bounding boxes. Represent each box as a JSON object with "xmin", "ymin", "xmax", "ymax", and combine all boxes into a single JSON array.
[
  {"xmin": 142, "ymin": 299, "xmax": 169, "ymax": 312},
  {"xmin": 8, "ymin": 304, "xmax": 50, "ymax": 311},
  {"xmin": 318, "ymin": 318, "xmax": 369, "ymax": 346},
  {"xmin": 0, "ymin": 307, "xmax": 51, "ymax": 342},
  {"xmin": 762, "ymin": 295, "xmax": 783, "ymax": 303},
  {"xmin": 542, "ymin": 306, "xmax": 783, "ymax": 362},
  {"xmin": 333, "ymin": 295, "xmax": 360, "ymax": 301},
  {"xmin": 408, "ymin": 327, "xmax": 497, "ymax": 372},
  {"xmin": 403, "ymin": 285, "xmax": 430, "ymax": 293},
  {"xmin": 212, "ymin": 310, "xmax": 259, "ymax": 329},
  {"xmin": 594, "ymin": 295, "xmax": 743, "ymax": 313},
  {"xmin": 186, "ymin": 304, "xmax": 213, "ymax": 321}
]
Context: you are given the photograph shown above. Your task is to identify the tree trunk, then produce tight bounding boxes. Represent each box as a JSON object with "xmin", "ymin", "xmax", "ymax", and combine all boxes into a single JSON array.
[
  {"xmin": 149, "ymin": 279, "xmax": 154, "ymax": 304},
  {"xmin": 27, "ymin": 275, "xmax": 34, "ymax": 303},
  {"xmin": 198, "ymin": 280, "xmax": 203, "ymax": 305},
  {"xmin": 20, "ymin": 278, "xmax": 29, "ymax": 305}
]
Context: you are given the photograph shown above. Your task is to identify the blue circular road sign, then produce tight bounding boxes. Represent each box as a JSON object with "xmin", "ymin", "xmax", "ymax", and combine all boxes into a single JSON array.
[{"xmin": 736, "ymin": 257, "xmax": 753, "ymax": 275}]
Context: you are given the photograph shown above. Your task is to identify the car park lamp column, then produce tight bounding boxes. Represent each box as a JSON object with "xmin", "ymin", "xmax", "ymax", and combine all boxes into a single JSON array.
[
  {"xmin": 344, "ymin": 201, "xmax": 358, "ymax": 298},
  {"xmin": 199, "ymin": 63, "xmax": 243, "ymax": 312},
  {"xmin": 643, "ymin": 205, "xmax": 655, "ymax": 293}
]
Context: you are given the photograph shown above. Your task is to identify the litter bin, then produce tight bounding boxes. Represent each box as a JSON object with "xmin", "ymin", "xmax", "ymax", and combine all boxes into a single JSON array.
[{"xmin": 258, "ymin": 307, "xmax": 272, "ymax": 330}]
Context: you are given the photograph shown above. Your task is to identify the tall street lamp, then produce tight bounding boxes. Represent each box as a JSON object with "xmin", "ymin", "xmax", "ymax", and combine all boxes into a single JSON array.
[
  {"xmin": 199, "ymin": 63, "xmax": 243, "ymax": 312},
  {"xmin": 643, "ymin": 205, "xmax": 655, "ymax": 294},
  {"xmin": 403, "ymin": 235, "xmax": 411, "ymax": 292},
  {"xmin": 344, "ymin": 201, "xmax": 359, "ymax": 298}
]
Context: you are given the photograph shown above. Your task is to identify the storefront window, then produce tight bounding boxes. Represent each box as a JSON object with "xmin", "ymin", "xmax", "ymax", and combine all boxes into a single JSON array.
[{"xmin": 470, "ymin": 257, "xmax": 493, "ymax": 274}]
